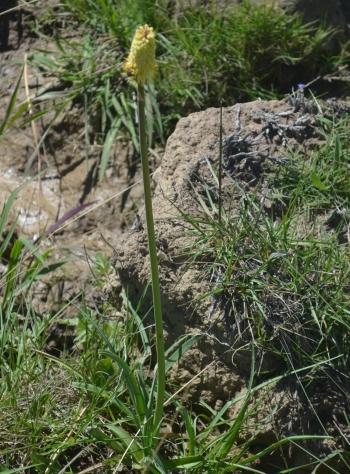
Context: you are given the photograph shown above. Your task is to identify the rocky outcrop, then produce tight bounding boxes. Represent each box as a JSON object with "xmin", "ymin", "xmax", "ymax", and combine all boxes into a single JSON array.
[{"xmin": 115, "ymin": 96, "xmax": 325, "ymax": 400}]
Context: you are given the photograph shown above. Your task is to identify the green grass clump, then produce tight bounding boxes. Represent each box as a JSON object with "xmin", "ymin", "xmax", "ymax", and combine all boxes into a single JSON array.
[
  {"xmin": 275, "ymin": 117, "xmax": 350, "ymax": 212},
  {"xmin": 0, "ymin": 194, "xmax": 337, "ymax": 472},
  {"xmin": 0, "ymin": 282, "xmax": 331, "ymax": 473},
  {"xmin": 184, "ymin": 117, "xmax": 350, "ymax": 372},
  {"xmin": 158, "ymin": 2, "xmax": 338, "ymax": 113},
  {"xmin": 31, "ymin": 0, "xmax": 349, "ymax": 179}
]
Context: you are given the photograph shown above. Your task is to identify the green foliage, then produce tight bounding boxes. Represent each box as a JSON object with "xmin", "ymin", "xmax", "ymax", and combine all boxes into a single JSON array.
[
  {"xmin": 0, "ymin": 191, "xmax": 59, "ymax": 315},
  {"xmin": 31, "ymin": 0, "xmax": 348, "ymax": 179},
  {"xmin": 158, "ymin": 1, "xmax": 338, "ymax": 117},
  {"xmin": 0, "ymin": 200, "xmax": 347, "ymax": 472},
  {"xmin": 1, "ymin": 283, "xmax": 328, "ymax": 472},
  {"xmin": 0, "ymin": 195, "xmax": 63, "ymax": 399},
  {"xmin": 0, "ymin": 68, "xmax": 35, "ymax": 142},
  {"xmin": 276, "ymin": 117, "xmax": 350, "ymax": 211}
]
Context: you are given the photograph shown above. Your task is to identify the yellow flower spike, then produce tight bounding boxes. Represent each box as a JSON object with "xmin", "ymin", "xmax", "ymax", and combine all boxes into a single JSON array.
[{"xmin": 124, "ymin": 24, "xmax": 156, "ymax": 85}]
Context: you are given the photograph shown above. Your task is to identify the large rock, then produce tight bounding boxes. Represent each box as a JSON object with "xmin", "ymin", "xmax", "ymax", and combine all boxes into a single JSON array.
[{"xmin": 115, "ymin": 96, "xmax": 324, "ymax": 402}]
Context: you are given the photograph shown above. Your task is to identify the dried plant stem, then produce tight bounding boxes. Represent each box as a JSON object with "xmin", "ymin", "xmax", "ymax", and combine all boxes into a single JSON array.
[
  {"xmin": 137, "ymin": 83, "xmax": 165, "ymax": 431},
  {"xmin": 218, "ymin": 104, "xmax": 223, "ymax": 226},
  {"xmin": 24, "ymin": 53, "xmax": 42, "ymax": 233}
]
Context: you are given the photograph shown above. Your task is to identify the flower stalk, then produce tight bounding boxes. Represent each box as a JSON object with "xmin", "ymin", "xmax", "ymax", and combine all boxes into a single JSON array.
[{"xmin": 124, "ymin": 25, "xmax": 165, "ymax": 431}]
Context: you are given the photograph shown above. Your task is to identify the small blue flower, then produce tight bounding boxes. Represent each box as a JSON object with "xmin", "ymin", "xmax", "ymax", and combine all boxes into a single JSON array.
[{"xmin": 297, "ymin": 83, "xmax": 305, "ymax": 90}]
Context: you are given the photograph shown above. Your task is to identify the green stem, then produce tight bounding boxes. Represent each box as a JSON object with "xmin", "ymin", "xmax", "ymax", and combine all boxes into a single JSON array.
[{"xmin": 137, "ymin": 83, "xmax": 165, "ymax": 431}]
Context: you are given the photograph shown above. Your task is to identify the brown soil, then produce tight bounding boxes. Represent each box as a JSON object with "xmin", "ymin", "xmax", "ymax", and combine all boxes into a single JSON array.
[{"xmin": 0, "ymin": 2, "xmax": 144, "ymax": 320}]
